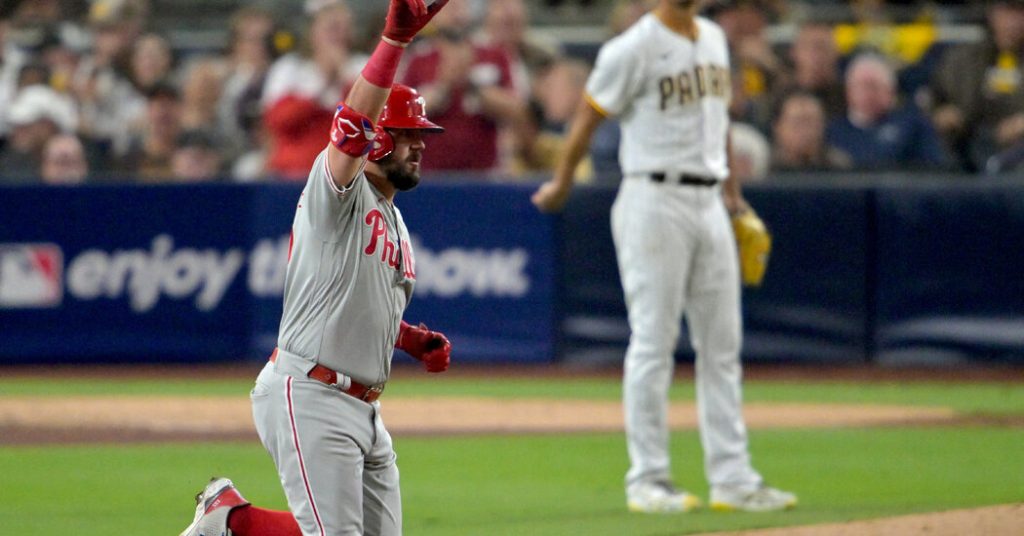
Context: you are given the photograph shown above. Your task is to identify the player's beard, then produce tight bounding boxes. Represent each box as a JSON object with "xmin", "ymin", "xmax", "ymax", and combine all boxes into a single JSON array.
[{"xmin": 380, "ymin": 153, "xmax": 421, "ymax": 192}]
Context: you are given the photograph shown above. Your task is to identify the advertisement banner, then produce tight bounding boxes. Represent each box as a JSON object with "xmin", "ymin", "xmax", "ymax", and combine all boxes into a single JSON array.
[
  {"xmin": 874, "ymin": 183, "xmax": 1024, "ymax": 363},
  {"xmin": 558, "ymin": 185, "xmax": 871, "ymax": 365},
  {"xmin": 0, "ymin": 183, "xmax": 556, "ymax": 364}
]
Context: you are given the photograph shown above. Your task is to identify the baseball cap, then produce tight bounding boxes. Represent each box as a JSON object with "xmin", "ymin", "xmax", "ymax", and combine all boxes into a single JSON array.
[{"xmin": 7, "ymin": 84, "xmax": 78, "ymax": 132}]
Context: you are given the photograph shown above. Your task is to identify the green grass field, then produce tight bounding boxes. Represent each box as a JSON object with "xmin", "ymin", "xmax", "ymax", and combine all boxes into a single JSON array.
[{"xmin": 2, "ymin": 373, "xmax": 1023, "ymax": 535}]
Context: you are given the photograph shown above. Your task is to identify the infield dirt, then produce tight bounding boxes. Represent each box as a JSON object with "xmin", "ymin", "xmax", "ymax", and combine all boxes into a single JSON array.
[
  {"xmin": 3, "ymin": 364, "xmax": 1022, "ymax": 535},
  {"xmin": 0, "ymin": 395, "xmax": 961, "ymax": 444}
]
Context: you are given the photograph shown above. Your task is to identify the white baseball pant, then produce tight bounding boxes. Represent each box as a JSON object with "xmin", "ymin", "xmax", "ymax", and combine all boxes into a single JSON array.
[{"xmin": 611, "ymin": 176, "xmax": 763, "ymax": 490}]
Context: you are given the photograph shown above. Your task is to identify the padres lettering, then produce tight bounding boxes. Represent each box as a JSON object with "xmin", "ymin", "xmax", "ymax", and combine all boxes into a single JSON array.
[{"xmin": 658, "ymin": 65, "xmax": 730, "ymax": 110}]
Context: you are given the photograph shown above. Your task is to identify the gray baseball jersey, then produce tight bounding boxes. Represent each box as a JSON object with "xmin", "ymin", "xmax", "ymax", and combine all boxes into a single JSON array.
[
  {"xmin": 277, "ymin": 148, "xmax": 416, "ymax": 386},
  {"xmin": 253, "ymin": 147, "xmax": 411, "ymax": 536}
]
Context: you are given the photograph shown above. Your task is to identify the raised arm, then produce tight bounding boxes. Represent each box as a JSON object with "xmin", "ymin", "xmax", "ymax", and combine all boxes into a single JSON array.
[{"xmin": 326, "ymin": 0, "xmax": 450, "ymax": 188}]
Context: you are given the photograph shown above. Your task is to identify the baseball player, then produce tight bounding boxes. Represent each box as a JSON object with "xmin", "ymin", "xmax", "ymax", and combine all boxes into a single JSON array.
[
  {"xmin": 532, "ymin": 0, "xmax": 797, "ymax": 513},
  {"xmin": 179, "ymin": 1, "xmax": 452, "ymax": 535}
]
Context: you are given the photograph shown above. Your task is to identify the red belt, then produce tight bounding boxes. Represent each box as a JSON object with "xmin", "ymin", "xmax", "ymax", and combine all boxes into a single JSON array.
[{"xmin": 270, "ymin": 349, "xmax": 383, "ymax": 403}]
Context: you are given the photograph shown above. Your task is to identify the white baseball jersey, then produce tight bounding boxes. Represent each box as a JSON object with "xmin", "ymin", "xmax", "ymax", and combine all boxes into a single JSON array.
[
  {"xmin": 590, "ymin": 13, "xmax": 765, "ymax": 497},
  {"xmin": 277, "ymin": 148, "xmax": 416, "ymax": 386},
  {"xmin": 586, "ymin": 13, "xmax": 732, "ymax": 179}
]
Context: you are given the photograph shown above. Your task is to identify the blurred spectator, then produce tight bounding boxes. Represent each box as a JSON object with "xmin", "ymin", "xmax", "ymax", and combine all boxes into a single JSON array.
[
  {"xmin": 513, "ymin": 58, "xmax": 593, "ymax": 180},
  {"xmin": 129, "ymin": 32, "xmax": 173, "ymax": 94},
  {"xmin": 116, "ymin": 82, "xmax": 181, "ymax": 182},
  {"xmin": 180, "ymin": 57, "xmax": 227, "ymax": 134},
  {"xmin": 401, "ymin": 0, "xmax": 527, "ymax": 173},
  {"xmin": 827, "ymin": 54, "xmax": 947, "ymax": 170},
  {"xmin": 479, "ymin": 0, "xmax": 560, "ymax": 99},
  {"xmin": 72, "ymin": 0, "xmax": 147, "ymax": 160},
  {"xmin": 37, "ymin": 30, "xmax": 82, "ymax": 94},
  {"xmin": 833, "ymin": 0, "xmax": 945, "ymax": 98},
  {"xmin": 261, "ymin": 0, "xmax": 364, "ymax": 180},
  {"xmin": 535, "ymin": 60, "xmax": 588, "ymax": 134},
  {"xmin": 171, "ymin": 129, "xmax": 223, "ymax": 182},
  {"xmin": 1, "ymin": 0, "xmax": 90, "ymax": 51},
  {"xmin": 931, "ymin": 0, "xmax": 1024, "ymax": 171},
  {"xmin": 773, "ymin": 22, "xmax": 845, "ymax": 121},
  {"xmin": 5, "ymin": 0, "xmax": 62, "ymax": 24},
  {"xmin": 40, "ymin": 133, "xmax": 88, "ymax": 184},
  {"xmin": 0, "ymin": 14, "xmax": 29, "ymax": 139},
  {"xmin": 708, "ymin": 0, "xmax": 786, "ymax": 131},
  {"xmin": 4, "ymin": 0, "xmax": 1008, "ymax": 183},
  {"xmin": 729, "ymin": 122, "xmax": 771, "ymax": 182},
  {"xmin": 478, "ymin": 0, "xmax": 561, "ymax": 177},
  {"xmin": 220, "ymin": 6, "xmax": 279, "ymax": 163},
  {"xmin": 16, "ymin": 60, "xmax": 47, "ymax": 87},
  {"xmin": 0, "ymin": 83, "xmax": 77, "ymax": 183},
  {"xmin": 772, "ymin": 92, "xmax": 850, "ymax": 171}
]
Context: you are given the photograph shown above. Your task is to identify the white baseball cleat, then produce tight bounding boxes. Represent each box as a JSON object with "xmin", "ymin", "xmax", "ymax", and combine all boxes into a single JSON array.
[
  {"xmin": 180, "ymin": 477, "xmax": 250, "ymax": 536},
  {"xmin": 710, "ymin": 484, "xmax": 797, "ymax": 512},
  {"xmin": 627, "ymin": 480, "xmax": 702, "ymax": 513}
]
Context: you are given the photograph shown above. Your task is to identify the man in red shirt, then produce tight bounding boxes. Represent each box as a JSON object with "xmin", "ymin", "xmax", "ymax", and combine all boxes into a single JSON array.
[{"xmin": 401, "ymin": 0, "xmax": 527, "ymax": 172}]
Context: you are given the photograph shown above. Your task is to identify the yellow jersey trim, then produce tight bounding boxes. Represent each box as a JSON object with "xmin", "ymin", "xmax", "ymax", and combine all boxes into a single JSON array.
[{"xmin": 584, "ymin": 93, "xmax": 610, "ymax": 117}]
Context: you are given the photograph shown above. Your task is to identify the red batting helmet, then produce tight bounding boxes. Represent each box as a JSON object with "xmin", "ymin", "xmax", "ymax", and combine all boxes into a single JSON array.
[{"xmin": 369, "ymin": 84, "xmax": 444, "ymax": 162}]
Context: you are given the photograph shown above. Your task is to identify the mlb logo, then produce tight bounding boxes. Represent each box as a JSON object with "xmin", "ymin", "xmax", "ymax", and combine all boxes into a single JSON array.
[{"xmin": 0, "ymin": 243, "xmax": 64, "ymax": 308}]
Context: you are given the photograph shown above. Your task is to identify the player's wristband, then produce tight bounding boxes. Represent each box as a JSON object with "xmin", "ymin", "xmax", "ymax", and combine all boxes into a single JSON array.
[{"xmin": 361, "ymin": 38, "xmax": 405, "ymax": 89}]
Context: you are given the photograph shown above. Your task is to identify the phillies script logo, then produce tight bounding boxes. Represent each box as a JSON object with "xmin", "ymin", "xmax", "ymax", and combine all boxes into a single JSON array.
[{"xmin": 364, "ymin": 209, "xmax": 415, "ymax": 278}]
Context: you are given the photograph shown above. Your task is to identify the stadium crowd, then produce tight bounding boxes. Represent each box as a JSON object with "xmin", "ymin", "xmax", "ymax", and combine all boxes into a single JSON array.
[{"xmin": 1, "ymin": 0, "xmax": 1022, "ymax": 185}]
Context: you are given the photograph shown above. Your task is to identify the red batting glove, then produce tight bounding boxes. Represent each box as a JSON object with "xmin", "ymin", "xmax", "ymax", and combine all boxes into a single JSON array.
[
  {"xmin": 397, "ymin": 320, "xmax": 451, "ymax": 373},
  {"xmin": 420, "ymin": 344, "xmax": 450, "ymax": 373},
  {"xmin": 383, "ymin": 0, "xmax": 450, "ymax": 44}
]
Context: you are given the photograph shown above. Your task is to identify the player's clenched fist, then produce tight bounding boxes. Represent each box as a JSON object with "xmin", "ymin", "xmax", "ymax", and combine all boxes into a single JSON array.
[
  {"xmin": 396, "ymin": 320, "xmax": 451, "ymax": 373},
  {"xmin": 531, "ymin": 180, "xmax": 572, "ymax": 213},
  {"xmin": 384, "ymin": 0, "xmax": 451, "ymax": 44}
]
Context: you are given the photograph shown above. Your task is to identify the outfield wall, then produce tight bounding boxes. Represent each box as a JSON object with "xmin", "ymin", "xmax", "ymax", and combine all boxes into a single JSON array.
[{"xmin": 1, "ymin": 177, "xmax": 1021, "ymax": 365}]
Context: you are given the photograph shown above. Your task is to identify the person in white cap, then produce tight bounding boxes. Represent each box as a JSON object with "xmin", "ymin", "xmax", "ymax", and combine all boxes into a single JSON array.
[{"xmin": 0, "ymin": 83, "xmax": 78, "ymax": 183}]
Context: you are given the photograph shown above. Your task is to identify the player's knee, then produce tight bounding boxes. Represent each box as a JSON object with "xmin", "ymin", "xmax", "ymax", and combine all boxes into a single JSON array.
[
  {"xmin": 701, "ymin": 337, "xmax": 742, "ymax": 365},
  {"xmin": 627, "ymin": 335, "xmax": 678, "ymax": 363}
]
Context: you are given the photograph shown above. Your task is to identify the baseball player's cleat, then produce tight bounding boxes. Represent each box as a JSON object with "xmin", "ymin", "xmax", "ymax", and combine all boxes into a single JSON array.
[
  {"xmin": 709, "ymin": 484, "xmax": 797, "ymax": 513},
  {"xmin": 180, "ymin": 477, "xmax": 250, "ymax": 536},
  {"xmin": 627, "ymin": 481, "xmax": 702, "ymax": 513}
]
